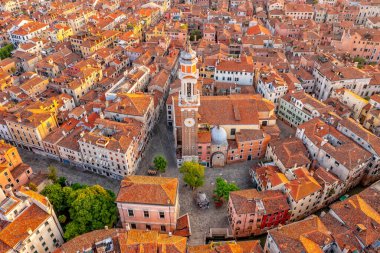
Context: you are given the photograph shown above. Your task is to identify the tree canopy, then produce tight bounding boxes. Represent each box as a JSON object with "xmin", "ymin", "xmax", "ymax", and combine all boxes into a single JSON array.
[
  {"xmin": 64, "ymin": 185, "xmax": 117, "ymax": 240},
  {"xmin": 213, "ymin": 177, "xmax": 240, "ymax": 201},
  {"xmin": 190, "ymin": 30, "xmax": 202, "ymax": 41},
  {"xmin": 42, "ymin": 183, "xmax": 117, "ymax": 240},
  {"xmin": 179, "ymin": 161, "xmax": 205, "ymax": 189},
  {"xmin": 0, "ymin": 44, "xmax": 14, "ymax": 60},
  {"xmin": 41, "ymin": 183, "xmax": 72, "ymax": 213},
  {"xmin": 153, "ymin": 155, "xmax": 168, "ymax": 172}
]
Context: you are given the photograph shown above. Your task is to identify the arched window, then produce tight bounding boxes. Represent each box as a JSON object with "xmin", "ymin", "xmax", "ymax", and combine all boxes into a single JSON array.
[{"xmin": 187, "ymin": 83, "xmax": 192, "ymax": 97}]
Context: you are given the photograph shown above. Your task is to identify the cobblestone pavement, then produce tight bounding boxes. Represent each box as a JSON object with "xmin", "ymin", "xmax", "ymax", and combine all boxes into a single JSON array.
[{"xmin": 136, "ymin": 112, "xmax": 257, "ymax": 245}]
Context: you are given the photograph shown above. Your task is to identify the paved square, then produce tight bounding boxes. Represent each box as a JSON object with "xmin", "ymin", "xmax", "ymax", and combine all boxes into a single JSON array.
[{"xmin": 18, "ymin": 112, "xmax": 296, "ymax": 245}]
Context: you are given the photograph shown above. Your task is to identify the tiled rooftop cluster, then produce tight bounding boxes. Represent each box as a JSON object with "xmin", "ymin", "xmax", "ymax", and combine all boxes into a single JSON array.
[{"xmin": 0, "ymin": 0, "xmax": 380, "ymax": 251}]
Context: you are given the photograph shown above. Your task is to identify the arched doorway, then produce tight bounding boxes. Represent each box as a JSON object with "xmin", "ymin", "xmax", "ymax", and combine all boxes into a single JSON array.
[{"xmin": 211, "ymin": 152, "xmax": 226, "ymax": 167}]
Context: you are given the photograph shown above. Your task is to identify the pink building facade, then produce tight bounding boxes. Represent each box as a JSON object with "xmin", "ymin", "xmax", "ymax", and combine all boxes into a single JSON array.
[
  {"xmin": 116, "ymin": 176, "xmax": 180, "ymax": 234},
  {"xmin": 332, "ymin": 30, "xmax": 380, "ymax": 63},
  {"xmin": 117, "ymin": 198, "xmax": 180, "ymax": 233},
  {"xmin": 228, "ymin": 189, "xmax": 290, "ymax": 237}
]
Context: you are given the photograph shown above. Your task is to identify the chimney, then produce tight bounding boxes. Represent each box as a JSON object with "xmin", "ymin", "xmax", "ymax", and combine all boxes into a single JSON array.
[
  {"xmin": 168, "ymin": 232, "xmax": 172, "ymax": 237},
  {"xmin": 104, "ymin": 225, "xmax": 108, "ymax": 230},
  {"xmin": 27, "ymin": 228, "xmax": 33, "ymax": 235}
]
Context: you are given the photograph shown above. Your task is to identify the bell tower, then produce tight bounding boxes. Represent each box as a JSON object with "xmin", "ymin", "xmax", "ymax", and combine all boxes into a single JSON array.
[{"xmin": 178, "ymin": 39, "xmax": 200, "ymax": 162}]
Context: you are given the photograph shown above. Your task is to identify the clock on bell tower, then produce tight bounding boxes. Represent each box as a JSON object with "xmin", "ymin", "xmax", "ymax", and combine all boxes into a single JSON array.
[{"xmin": 178, "ymin": 39, "xmax": 200, "ymax": 162}]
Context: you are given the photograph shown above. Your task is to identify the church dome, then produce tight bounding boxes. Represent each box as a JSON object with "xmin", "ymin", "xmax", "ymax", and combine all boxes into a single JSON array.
[{"xmin": 211, "ymin": 126, "xmax": 228, "ymax": 146}]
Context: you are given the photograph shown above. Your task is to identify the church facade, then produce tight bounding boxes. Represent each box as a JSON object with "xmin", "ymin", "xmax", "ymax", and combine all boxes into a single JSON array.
[{"xmin": 169, "ymin": 42, "xmax": 277, "ymax": 167}]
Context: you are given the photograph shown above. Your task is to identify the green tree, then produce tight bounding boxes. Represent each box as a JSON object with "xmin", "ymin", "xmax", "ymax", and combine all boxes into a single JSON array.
[
  {"xmin": 179, "ymin": 161, "xmax": 205, "ymax": 189},
  {"xmin": 70, "ymin": 183, "xmax": 87, "ymax": 190},
  {"xmin": 64, "ymin": 185, "xmax": 117, "ymax": 240},
  {"xmin": 57, "ymin": 177, "xmax": 67, "ymax": 187},
  {"xmin": 213, "ymin": 177, "xmax": 240, "ymax": 202},
  {"xmin": 153, "ymin": 155, "xmax": 167, "ymax": 173},
  {"xmin": 58, "ymin": 214, "xmax": 67, "ymax": 223},
  {"xmin": 0, "ymin": 44, "xmax": 14, "ymax": 60},
  {"xmin": 41, "ymin": 184, "xmax": 73, "ymax": 213},
  {"xmin": 48, "ymin": 165, "xmax": 58, "ymax": 182},
  {"xmin": 190, "ymin": 30, "xmax": 202, "ymax": 41}
]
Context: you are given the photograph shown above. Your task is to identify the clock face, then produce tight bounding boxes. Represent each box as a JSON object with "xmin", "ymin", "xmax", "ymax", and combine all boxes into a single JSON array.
[{"xmin": 184, "ymin": 118, "xmax": 195, "ymax": 127}]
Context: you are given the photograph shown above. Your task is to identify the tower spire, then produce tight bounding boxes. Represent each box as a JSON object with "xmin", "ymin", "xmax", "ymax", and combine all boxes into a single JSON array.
[{"xmin": 186, "ymin": 36, "xmax": 192, "ymax": 53}]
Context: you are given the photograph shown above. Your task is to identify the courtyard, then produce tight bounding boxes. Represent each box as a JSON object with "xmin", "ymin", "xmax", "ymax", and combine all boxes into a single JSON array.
[{"xmin": 18, "ymin": 111, "xmax": 296, "ymax": 245}]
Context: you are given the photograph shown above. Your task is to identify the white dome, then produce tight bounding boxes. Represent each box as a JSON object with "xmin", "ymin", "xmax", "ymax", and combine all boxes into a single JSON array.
[{"xmin": 211, "ymin": 126, "xmax": 228, "ymax": 145}]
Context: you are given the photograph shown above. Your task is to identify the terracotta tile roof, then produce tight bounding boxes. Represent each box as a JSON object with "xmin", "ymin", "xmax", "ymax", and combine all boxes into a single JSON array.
[
  {"xmin": 57, "ymin": 127, "xmax": 86, "ymax": 152},
  {"xmin": 105, "ymin": 93, "xmax": 153, "ymax": 117},
  {"xmin": 80, "ymin": 118, "xmax": 142, "ymax": 153},
  {"xmin": 173, "ymin": 213, "xmax": 191, "ymax": 237},
  {"xmin": 338, "ymin": 118, "xmax": 380, "ymax": 156},
  {"xmin": 320, "ymin": 212, "xmax": 362, "ymax": 252},
  {"xmin": 285, "ymin": 3, "xmax": 313, "ymax": 13},
  {"xmin": 0, "ymin": 204, "xmax": 50, "ymax": 249},
  {"xmin": 282, "ymin": 90, "xmax": 331, "ymax": 115},
  {"xmin": 116, "ymin": 176, "xmax": 178, "ymax": 205},
  {"xmin": 118, "ymin": 230, "xmax": 187, "ymax": 253},
  {"xmin": 173, "ymin": 94, "xmax": 275, "ymax": 127},
  {"xmin": 317, "ymin": 66, "xmax": 369, "ymax": 81},
  {"xmin": 216, "ymin": 57, "xmax": 254, "ymax": 72},
  {"xmin": 235, "ymin": 129, "xmax": 266, "ymax": 142},
  {"xmin": 313, "ymin": 166, "xmax": 340, "ymax": 187},
  {"xmin": 198, "ymin": 131, "xmax": 211, "ymax": 143},
  {"xmin": 370, "ymin": 94, "xmax": 380, "ymax": 104},
  {"xmin": 253, "ymin": 165, "xmax": 289, "ymax": 189},
  {"xmin": 150, "ymin": 69, "xmax": 170, "ymax": 88},
  {"xmin": 285, "ymin": 168, "xmax": 322, "ymax": 201},
  {"xmin": 188, "ymin": 240, "xmax": 263, "ymax": 253},
  {"xmin": 246, "ymin": 25, "xmax": 271, "ymax": 36},
  {"xmin": 55, "ymin": 228, "xmax": 123, "ymax": 253},
  {"xmin": 269, "ymin": 137, "xmax": 310, "ymax": 169},
  {"xmin": 268, "ymin": 216, "xmax": 333, "ymax": 253},
  {"xmin": 19, "ymin": 186, "xmax": 49, "ymax": 206},
  {"xmin": 10, "ymin": 163, "xmax": 31, "ymax": 181},
  {"xmin": 157, "ymin": 233, "xmax": 187, "ymax": 253},
  {"xmin": 230, "ymin": 189, "xmax": 289, "ymax": 215},
  {"xmin": 12, "ymin": 21, "xmax": 47, "ymax": 36},
  {"xmin": 298, "ymin": 118, "xmax": 372, "ymax": 171},
  {"xmin": 329, "ymin": 185, "xmax": 380, "ymax": 247}
]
